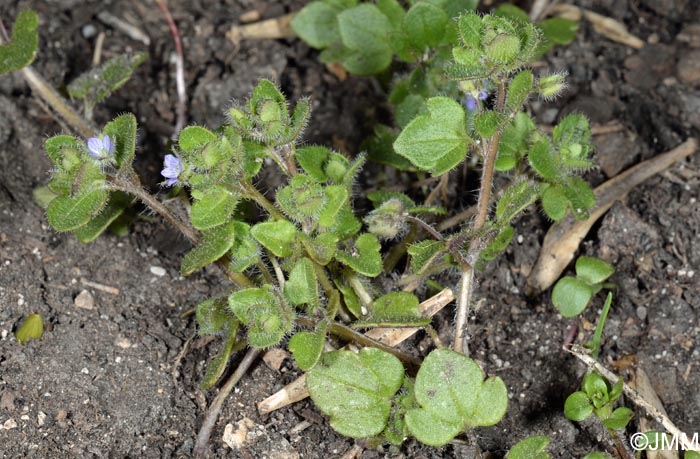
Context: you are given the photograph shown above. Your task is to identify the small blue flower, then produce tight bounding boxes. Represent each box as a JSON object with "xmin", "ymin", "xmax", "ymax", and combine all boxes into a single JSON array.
[
  {"xmin": 161, "ymin": 154, "xmax": 183, "ymax": 186},
  {"xmin": 87, "ymin": 134, "xmax": 115, "ymax": 159},
  {"xmin": 465, "ymin": 90, "xmax": 489, "ymax": 111}
]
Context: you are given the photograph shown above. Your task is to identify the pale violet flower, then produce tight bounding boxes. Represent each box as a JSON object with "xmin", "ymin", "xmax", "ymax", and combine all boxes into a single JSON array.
[
  {"xmin": 161, "ymin": 154, "xmax": 183, "ymax": 186},
  {"xmin": 87, "ymin": 134, "xmax": 115, "ymax": 159},
  {"xmin": 465, "ymin": 89, "xmax": 489, "ymax": 111}
]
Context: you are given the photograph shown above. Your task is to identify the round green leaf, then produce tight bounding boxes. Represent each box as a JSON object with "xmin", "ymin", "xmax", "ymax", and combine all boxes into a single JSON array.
[
  {"xmin": 564, "ymin": 391, "xmax": 593, "ymax": 421},
  {"xmin": 552, "ymin": 276, "xmax": 593, "ymax": 317},
  {"xmin": 506, "ymin": 435, "xmax": 551, "ymax": 459},
  {"xmin": 403, "ymin": 2, "xmax": 448, "ymax": 49},
  {"xmin": 575, "ymin": 256, "xmax": 614, "ymax": 285},
  {"xmin": 602, "ymin": 407, "xmax": 634, "ymax": 429}
]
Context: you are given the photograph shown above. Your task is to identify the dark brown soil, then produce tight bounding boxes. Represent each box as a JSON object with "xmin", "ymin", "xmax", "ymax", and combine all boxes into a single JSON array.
[{"xmin": 1, "ymin": 1, "xmax": 699, "ymax": 458}]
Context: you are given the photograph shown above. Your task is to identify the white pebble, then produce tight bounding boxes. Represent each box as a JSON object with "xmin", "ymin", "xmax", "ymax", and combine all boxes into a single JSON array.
[{"xmin": 150, "ymin": 266, "xmax": 166, "ymax": 277}]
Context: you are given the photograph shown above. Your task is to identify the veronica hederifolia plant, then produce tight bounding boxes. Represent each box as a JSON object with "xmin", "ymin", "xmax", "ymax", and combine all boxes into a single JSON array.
[{"xmin": 33, "ymin": 6, "xmax": 600, "ymax": 453}]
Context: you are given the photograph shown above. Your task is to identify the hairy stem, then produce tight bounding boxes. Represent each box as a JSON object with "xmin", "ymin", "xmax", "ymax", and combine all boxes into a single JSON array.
[
  {"xmin": 194, "ymin": 347, "xmax": 262, "ymax": 458},
  {"xmin": 240, "ymin": 181, "xmax": 284, "ymax": 220},
  {"xmin": 453, "ymin": 80, "xmax": 506, "ymax": 354},
  {"xmin": 108, "ymin": 176, "xmax": 254, "ymax": 289}
]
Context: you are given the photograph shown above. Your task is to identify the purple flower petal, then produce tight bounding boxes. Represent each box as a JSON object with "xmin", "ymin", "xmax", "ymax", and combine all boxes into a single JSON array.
[
  {"xmin": 161, "ymin": 167, "xmax": 178, "ymax": 179},
  {"xmin": 465, "ymin": 95, "xmax": 477, "ymax": 111},
  {"xmin": 87, "ymin": 137, "xmax": 102, "ymax": 156},
  {"xmin": 164, "ymin": 154, "xmax": 180, "ymax": 170},
  {"xmin": 478, "ymin": 89, "xmax": 489, "ymax": 100},
  {"xmin": 166, "ymin": 177, "xmax": 178, "ymax": 186},
  {"xmin": 103, "ymin": 135, "xmax": 113, "ymax": 154}
]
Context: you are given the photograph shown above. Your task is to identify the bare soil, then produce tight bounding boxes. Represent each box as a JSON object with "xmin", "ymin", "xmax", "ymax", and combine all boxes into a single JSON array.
[{"xmin": 1, "ymin": 0, "xmax": 699, "ymax": 458}]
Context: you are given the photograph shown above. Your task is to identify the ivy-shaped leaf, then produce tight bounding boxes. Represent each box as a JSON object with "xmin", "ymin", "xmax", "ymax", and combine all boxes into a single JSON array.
[
  {"xmin": 288, "ymin": 321, "xmax": 327, "ymax": 371},
  {"xmin": 355, "ymin": 292, "xmax": 429, "ymax": 327},
  {"xmin": 296, "ymin": 145, "xmax": 331, "ymax": 182},
  {"xmin": 179, "ymin": 125, "xmax": 217, "ymax": 152},
  {"xmin": 394, "ymin": 97, "xmax": 469, "ymax": 176},
  {"xmin": 190, "ymin": 188, "xmax": 238, "ymax": 230},
  {"xmin": 336, "ymin": 233, "xmax": 383, "ymax": 277},
  {"xmin": 300, "ymin": 232, "xmax": 338, "ymax": 266},
  {"xmin": 181, "ymin": 222, "xmax": 236, "ymax": 275},
  {"xmin": 405, "ymin": 349, "xmax": 508, "ymax": 446},
  {"xmin": 408, "ymin": 240, "xmax": 447, "ymax": 274},
  {"xmin": 284, "ymin": 257, "xmax": 319, "ymax": 310},
  {"xmin": 229, "ymin": 221, "xmax": 260, "ymax": 273},
  {"xmin": 318, "ymin": 185, "xmax": 349, "ymax": 227},
  {"xmin": 307, "ymin": 348, "xmax": 404, "ymax": 438},
  {"xmin": 251, "ymin": 220, "xmax": 297, "ymax": 257}
]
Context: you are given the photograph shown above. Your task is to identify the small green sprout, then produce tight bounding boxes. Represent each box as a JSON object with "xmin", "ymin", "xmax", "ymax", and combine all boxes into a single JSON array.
[
  {"xmin": 15, "ymin": 313, "xmax": 44, "ymax": 344},
  {"xmin": 552, "ymin": 256, "xmax": 615, "ymax": 317},
  {"xmin": 564, "ymin": 371, "xmax": 633, "ymax": 430}
]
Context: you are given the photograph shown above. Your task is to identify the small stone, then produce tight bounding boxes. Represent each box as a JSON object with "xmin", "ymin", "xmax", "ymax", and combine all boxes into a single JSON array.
[
  {"xmin": 223, "ymin": 417, "xmax": 255, "ymax": 449},
  {"xmin": 262, "ymin": 348, "xmax": 289, "ymax": 372},
  {"xmin": 1, "ymin": 391, "xmax": 16, "ymax": 411},
  {"xmin": 81, "ymin": 24, "xmax": 97, "ymax": 39},
  {"xmin": 636, "ymin": 306, "xmax": 648, "ymax": 321},
  {"xmin": 37, "ymin": 411, "xmax": 46, "ymax": 426},
  {"xmin": 149, "ymin": 266, "xmax": 166, "ymax": 277},
  {"xmin": 3, "ymin": 418, "xmax": 17, "ymax": 429},
  {"xmin": 74, "ymin": 290, "xmax": 95, "ymax": 310},
  {"xmin": 677, "ymin": 50, "xmax": 700, "ymax": 86}
]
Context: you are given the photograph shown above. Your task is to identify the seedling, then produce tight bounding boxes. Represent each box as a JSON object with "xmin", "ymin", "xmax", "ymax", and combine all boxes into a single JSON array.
[
  {"xmin": 553, "ymin": 256, "xmax": 615, "ymax": 317},
  {"xmin": 565, "ymin": 371, "xmax": 634, "ymax": 456}
]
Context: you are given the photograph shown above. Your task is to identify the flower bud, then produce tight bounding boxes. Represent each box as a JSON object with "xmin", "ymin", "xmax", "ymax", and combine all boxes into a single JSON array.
[
  {"xmin": 537, "ymin": 73, "xmax": 567, "ymax": 99},
  {"xmin": 364, "ymin": 199, "xmax": 406, "ymax": 239}
]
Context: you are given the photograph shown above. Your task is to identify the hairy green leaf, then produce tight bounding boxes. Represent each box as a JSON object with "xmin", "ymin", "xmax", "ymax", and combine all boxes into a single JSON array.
[
  {"xmin": 506, "ymin": 435, "xmax": 551, "ymax": 459},
  {"xmin": 496, "ymin": 180, "xmax": 538, "ymax": 225},
  {"xmin": 337, "ymin": 4, "xmax": 393, "ymax": 74},
  {"xmin": 336, "ymin": 233, "xmax": 383, "ymax": 277},
  {"xmin": 0, "ymin": 10, "xmax": 39, "ymax": 75},
  {"xmin": 394, "ymin": 96, "xmax": 469, "ymax": 175},
  {"xmin": 251, "ymin": 220, "xmax": 297, "ymax": 257},
  {"xmin": 405, "ymin": 349, "xmax": 508, "ymax": 445},
  {"xmin": 102, "ymin": 114, "xmax": 138, "ymax": 167},
  {"xmin": 179, "ymin": 125, "xmax": 217, "ymax": 152},
  {"xmin": 67, "ymin": 52, "xmax": 147, "ymax": 107},
  {"xmin": 284, "ymin": 258, "xmax": 319, "ymax": 309},
  {"xmin": 307, "ymin": 348, "xmax": 404, "ymax": 438},
  {"xmin": 191, "ymin": 188, "xmax": 238, "ymax": 230},
  {"xmin": 75, "ymin": 192, "xmax": 133, "ymax": 242},
  {"xmin": 507, "ymin": 70, "xmax": 533, "ymax": 109},
  {"xmin": 403, "ymin": 2, "xmax": 447, "ymax": 49},
  {"xmin": 181, "ymin": 222, "xmax": 235, "ymax": 275},
  {"xmin": 46, "ymin": 189, "xmax": 108, "ymax": 232},
  {"xmin": 289, "ymin": 321, "xmax": 327, "ymax": 371},
  {"xmin": 229, "ymin": 287, "xmax": 294, "ymax": 348}
]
